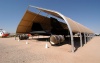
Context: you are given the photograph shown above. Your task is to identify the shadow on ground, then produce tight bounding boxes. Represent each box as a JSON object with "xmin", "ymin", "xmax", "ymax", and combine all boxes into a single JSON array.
[{"xmin": 28, "ymin": 36, "xmax": 88, "ymax": 52}]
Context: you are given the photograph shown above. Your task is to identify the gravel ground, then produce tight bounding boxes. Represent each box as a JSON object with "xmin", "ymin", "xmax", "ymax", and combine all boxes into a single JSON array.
[{"xmin": 0, "ymin": 36, "xmax": 100, "ymax": 63}]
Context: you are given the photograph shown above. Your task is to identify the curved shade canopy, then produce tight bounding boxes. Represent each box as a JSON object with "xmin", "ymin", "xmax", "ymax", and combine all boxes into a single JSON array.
[{"xmin": 16, "ymin": 6, "xmax": 94, "ymax": 34}]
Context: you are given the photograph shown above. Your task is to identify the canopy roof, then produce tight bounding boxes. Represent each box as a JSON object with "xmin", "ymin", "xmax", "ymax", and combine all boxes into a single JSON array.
[{"xmin": 16, "ymin": 6, "xmax": 94, "ymax": 34}]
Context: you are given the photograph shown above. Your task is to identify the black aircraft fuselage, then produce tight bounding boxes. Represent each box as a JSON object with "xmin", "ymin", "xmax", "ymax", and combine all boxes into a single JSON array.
[{"xmin": 30, "ymin": 17, "xmax": 69, "ymax": 36}]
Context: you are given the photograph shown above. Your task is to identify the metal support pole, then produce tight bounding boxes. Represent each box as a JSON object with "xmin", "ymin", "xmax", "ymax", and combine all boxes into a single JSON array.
[
  {"xmin": 88, "ymin": 34, "xmax": 90, "ymax": 41},
  {"xmin": 89, "ymin": 34, "xmax": 91, "ymax": 40},
  {"xmin": 53, "ymin": 12, "xmax": 75, "ymax": 53},
  {"xmin": 92, "ymin": 34, "xmax": 94, "ymax": 38},
  {"xmin": 93, "ymin": 33, "xmax": 95, "ymax": 37},
  {"xmin": 91, "ymin": 34, "xmax": 93, "ymax": 39},
  {"xmin": 87, "ymin": 34, "xmax": 89, "ymax": 42},
  {"xmin": 15, "ymin": 34, "xmax": 16, "ymax": 40},
  {"xmin": 92, "ymin": 34, "xmax": 93, "ymax": 38},
  {"xmin": 84, "ymin": 33, "xmax": 86, "ymax": 44},
  {"xmin": 90, "ymin": 34, "xmax": 92, "ymax": 39},
  {"xmin": 80, "ymin": 32, "xmax": 82, "ymax": 47},
  {"xmin": 86, "ymin": 33, "xmax": 87, "ymax": 42},
  {"xmin": 71, "ymin": 33, "xmax": 74, "ymax": 53}
]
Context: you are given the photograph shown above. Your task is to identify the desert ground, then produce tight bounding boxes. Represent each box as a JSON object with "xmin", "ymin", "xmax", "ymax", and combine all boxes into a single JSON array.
[{"xmin": 0, "ymin": 36, "xmax": 100, "ymax": 63}]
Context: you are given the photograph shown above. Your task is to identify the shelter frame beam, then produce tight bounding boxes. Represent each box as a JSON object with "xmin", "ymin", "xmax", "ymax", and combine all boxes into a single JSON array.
[{"xmin": 80, "ymin": 32, "xmax": 82, "ymax": 47}]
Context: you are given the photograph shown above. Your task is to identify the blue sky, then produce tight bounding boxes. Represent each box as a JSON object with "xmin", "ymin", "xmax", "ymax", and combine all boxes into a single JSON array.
[{"xmin": 0, "ymin": 0, "xmax": 100, "ymax": 33}]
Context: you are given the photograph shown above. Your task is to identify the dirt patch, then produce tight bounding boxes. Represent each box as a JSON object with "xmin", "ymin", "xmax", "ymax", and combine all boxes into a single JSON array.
[{"xmin": 0, "ymin": 36, "xmax": 100, "ymax": 63}]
